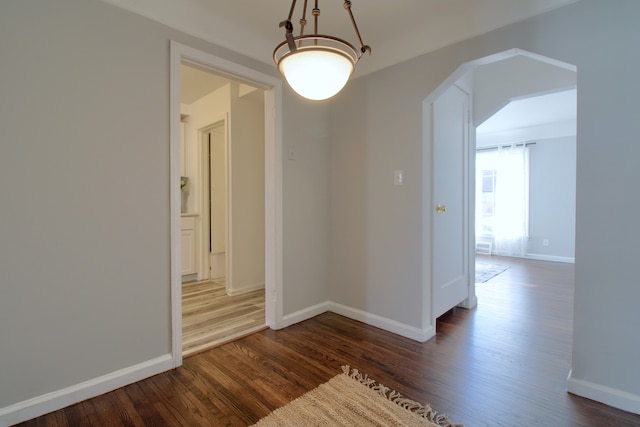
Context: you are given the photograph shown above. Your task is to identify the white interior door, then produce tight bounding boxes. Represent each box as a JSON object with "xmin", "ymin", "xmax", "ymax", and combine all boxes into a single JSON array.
[{"xmin": 432, "ymin": 84, "xmax": 470, "ymax": 319}]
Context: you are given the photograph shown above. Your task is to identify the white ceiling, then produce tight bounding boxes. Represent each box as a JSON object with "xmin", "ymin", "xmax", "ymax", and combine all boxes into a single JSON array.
[
  {"xmin": 478, "ymin": 89, "xmax": 577, "ymax": 135},
  {"xmin": 102, "ymin": 0, "xmax": 580, "ymax": 76},
  {"xmin": 132, "ymin": 1, "xmax": 580, "ymax": 130},
  {"xmin": 475, "ymin": 89, "xmax": 577, "ymax": 146}
]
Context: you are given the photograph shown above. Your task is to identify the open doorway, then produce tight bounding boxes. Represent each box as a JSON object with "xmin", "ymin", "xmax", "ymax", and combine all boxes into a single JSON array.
[
  {"xmin": 169, "ymin": 42, "xmax": 284, "ymax": 366},
  {"xmin": 473, "ymin": 68, "xmax": 577, "ymax": 287},
  {"xmin": 179, "ymin": 62, "xmax": 267, "ymax": 357},
  {"xmin": 425, "ymin": 49, "xmax": 577, "ymax": 333}
]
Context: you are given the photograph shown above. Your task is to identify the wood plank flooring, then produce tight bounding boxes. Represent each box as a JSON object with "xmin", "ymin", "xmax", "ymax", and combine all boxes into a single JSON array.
[
  {"xmin": 182, "ymin": 280, "xmax": 266, "ymax": 356},
  {"xmin": 17, "ymin": 257, "xmax": 640, "ymax": 426}
]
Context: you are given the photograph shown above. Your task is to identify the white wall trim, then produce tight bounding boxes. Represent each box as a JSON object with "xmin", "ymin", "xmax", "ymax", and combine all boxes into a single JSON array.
[
  {"xmin": 281, "ymin": 302, "xmax": 331, "ymax": 328},
  {"xmin": 280, "ymin": 301, "xmax": 435, "ymax": 343},
  {"xmin": 458, "ymin": 294, "xmax": 478, "ymax": 310},
  {"xmin": 226, "ymin": 282, "xmax": 265, "ymax": 296},
  {"xmin": 182, "ymin": 273, "xmax": 198, "ymax": 283},
  {"xmin": 264, "ymin": 78, "xmax": 284, "ymax": 330},
  {"xmin": 525, "ymin": 253, "xmax": 575, "ymax": 264},
  {"xmin": 170, "ymin": 41, "xmax": 284, "ymax": 366},
  {"xmin": 567, "ymin": 371, "xmax": 640, "ymax": 415},
  {"xmin": 199, "ymin": 119, "xmax": 228, "ymax": 284},
  {"xmin": 0, "ymin": 355, "xmax": 173, "ymax": 427},
  {"xmin": 170, "ymin": 41, "xmax": 184, "ymax": 368},
  {"xmin": 329, "ymin": 302, "xmax": 436, "ymax": 343}
]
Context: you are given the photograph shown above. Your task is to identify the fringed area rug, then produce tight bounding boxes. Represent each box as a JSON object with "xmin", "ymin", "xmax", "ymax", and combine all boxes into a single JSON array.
[
  {"xmin": 475, "ymin": 262, "xmax": 509, "ymax": 283},
  {"xmin": 251, "ymin": 366, "xmax": 463, "ymax": 427}
]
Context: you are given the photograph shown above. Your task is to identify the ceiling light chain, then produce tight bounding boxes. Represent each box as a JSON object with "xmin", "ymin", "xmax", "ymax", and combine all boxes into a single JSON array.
[
  {"xmin": 298, "ymin": 0, "xmax": 309, "ymax": 46},
  {"xmin": 274, "ymin": 0, "xmax": 371, "ymax": 101},
  {"xmin": 313, "ymin": 1, "xmax": 320, "ymax": 35},
  {"xmin": 343, "ymin": 1, "xmax": 371, "ymax": 56}
]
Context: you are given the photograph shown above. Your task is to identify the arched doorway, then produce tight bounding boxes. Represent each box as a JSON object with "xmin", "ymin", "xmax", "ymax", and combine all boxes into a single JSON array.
[{"xmin": 423, "ymin": 48, "xmax": 577, "ymax": 332}]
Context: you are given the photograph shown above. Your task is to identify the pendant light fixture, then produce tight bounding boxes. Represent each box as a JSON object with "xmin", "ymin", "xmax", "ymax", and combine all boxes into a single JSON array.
[{"xmin": 274, "ymin": 0, "xmax": 371, "ymax": 101}]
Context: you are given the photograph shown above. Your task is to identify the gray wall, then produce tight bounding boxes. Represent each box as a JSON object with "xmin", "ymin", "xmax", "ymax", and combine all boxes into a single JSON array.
[
  {"xmin": 0, "ymin": 0, "xmax": 329, "ymax": 410},
  {"xmin": 229, "ymin": 84, "xmax": 266, "ymax": 293},
  {"xmin": 528, "ymin": 136, "xmax": 576, "ymax": 259},
  {"xmin": 473, "ymin": 55, "xmax": 577, "ymax": 126},
  {"xmin": 282, "ymin": 97, "xmax": 331, "ymax": 315},
  {"xmin": 328, "ymin": 0, "xmax": 640, "ymax": 409},
  {"xmin": 2, "ymin": 0, "xmax": 639, "ymax": 417}
]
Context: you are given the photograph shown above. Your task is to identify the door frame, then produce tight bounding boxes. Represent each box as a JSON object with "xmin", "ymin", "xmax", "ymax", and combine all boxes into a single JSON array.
[
  {"xmin": 170, "ymin": 41, "xmax": 283, "ymax": 367},
  {"xmin": 421, "ymin": 48, "xmax": 577, "ymax": 336},
  {"xmin": 199, "ymin": 119, "xmax": 229, "ymax": 284}
]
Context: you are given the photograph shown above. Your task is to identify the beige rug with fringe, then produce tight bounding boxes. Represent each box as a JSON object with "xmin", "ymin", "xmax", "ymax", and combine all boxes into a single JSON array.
[{"xmin": 251, "ymin": 366, "xmax": 462, "ymax": 427}]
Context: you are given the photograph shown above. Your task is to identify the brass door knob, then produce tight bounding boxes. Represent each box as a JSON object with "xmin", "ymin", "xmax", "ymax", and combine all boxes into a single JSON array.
[{"xmin": 436, "ymin": 204, "xmax": 447, "ymax": 213}]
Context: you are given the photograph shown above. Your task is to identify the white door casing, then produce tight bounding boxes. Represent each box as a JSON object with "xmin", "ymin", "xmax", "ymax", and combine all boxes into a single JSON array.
[
  {"xmin": 208, "ymin": 122, "xmax": 227, "ymax": 281},
  {"xmin": 170, "ymin": 41, "xmax": 283, "ymax": 368},
  {"xmin": 432, "ymin": 83, "xmax": 471, "ymax": 319}
]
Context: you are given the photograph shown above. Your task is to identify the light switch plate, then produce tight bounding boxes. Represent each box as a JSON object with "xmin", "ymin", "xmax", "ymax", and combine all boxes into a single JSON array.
[{"xmin": 394, "ymin": 170, "xmax": 403, "ymax": 186}]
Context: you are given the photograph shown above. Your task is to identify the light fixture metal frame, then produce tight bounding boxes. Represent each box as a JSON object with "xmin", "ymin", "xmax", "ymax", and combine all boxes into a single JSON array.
[
  {"xmin": 273, "ymin": 35, "xmax": 360, "ymax": 75},
  {"xmin": 273, "ymin": 0, "xmax": 371, "ymax": 97}
]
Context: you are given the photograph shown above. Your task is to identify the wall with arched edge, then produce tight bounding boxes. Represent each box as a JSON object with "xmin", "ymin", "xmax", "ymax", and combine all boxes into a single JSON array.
[{"xmin": 327, "ymin": 0, "xmax": 640, "ymax": 414}]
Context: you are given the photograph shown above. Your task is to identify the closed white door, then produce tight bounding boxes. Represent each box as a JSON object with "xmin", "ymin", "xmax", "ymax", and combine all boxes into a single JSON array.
[{"xmin": 432, "ymin": 84, "xmax": 470, "ymax": 319}]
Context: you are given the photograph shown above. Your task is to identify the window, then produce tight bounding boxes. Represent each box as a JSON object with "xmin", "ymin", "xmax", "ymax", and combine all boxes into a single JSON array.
[
  {"xmin": 476, "ymin": 145, "xmax": 530, "ymax": 257},
  {"xmin": 479, "ymin": 168, "xmax": 497, "ymax": 235}
]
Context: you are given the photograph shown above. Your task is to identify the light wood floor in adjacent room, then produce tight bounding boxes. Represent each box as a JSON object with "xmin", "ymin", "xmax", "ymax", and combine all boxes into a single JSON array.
[
  {"xmin": 18, "ymin": 257, "xmax": 640, "ymax": 426},
  {"xmin": 182, "ymin": 280, "xmax": 266, "ymax": 357}
]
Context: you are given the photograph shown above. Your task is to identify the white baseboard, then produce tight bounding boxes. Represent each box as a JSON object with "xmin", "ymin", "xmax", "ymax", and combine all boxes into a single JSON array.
[
  {"xmin": 459, "ymin": 295, "xmax": 478, "ymax": 310},
  {"xmin": 525, "ymin": 253, "xmax": 575, "ymax": 263},
  {"xmin": 1, "ymin": 301, "xmax": 435, "ymax": 426},
  {"xmin": 181, "ymin": 273, "xmax": 198, "ymax": 283},
  {"xmin": 567, "ymin": 371, "xmax": 640, "ymax": 415},
  {"xmin": 280, "ymin": 301, "xmax": 435, "ymax": 342},
  {"xmin": 0, "ymin": 354, "xmax": 174, "ymax": 427},
  {"xmin": 226, "ymin": 282, "xmax": 265, "ymax": 296},
  {"xmin": 328, "ymin": 302, "xmax": 435, "ymax": 342},
  {"xmin": 281, "ymin": 302, "xmax": 331, "ymax": 328}
]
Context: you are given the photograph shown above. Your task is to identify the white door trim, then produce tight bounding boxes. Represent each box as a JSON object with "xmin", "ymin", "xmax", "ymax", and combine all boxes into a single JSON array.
[
  {"xmin": 170, "ymin": 41, "xmax": 283, "ymax": 367},
  {"xmin": 199, "ymin": 120, "xmax": 227, "ymax": 284}
]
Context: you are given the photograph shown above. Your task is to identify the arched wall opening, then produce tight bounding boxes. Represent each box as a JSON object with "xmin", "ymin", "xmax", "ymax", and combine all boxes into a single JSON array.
[{"xmin": 422, "ymin": 48, "xmax": 577, "ymax": 334}]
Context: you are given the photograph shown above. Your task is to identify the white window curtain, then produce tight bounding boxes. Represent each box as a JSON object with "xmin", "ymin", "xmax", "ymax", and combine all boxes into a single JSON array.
[
  {"xmin": 475, "ymin": 144, "xmax": 530, "ymax": 257},
  {"xmin": 493, "ymin": 144, "xmax": 530, "ymax": 257}
]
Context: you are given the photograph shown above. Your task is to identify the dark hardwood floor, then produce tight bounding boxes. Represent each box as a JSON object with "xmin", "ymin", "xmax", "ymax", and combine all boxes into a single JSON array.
[{"xmin": 17, "ymin": 256, "xmax": 640, "ymax": 426}]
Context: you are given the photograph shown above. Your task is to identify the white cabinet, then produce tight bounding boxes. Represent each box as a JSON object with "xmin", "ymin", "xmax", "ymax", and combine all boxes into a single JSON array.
[{"xmin": 181, "ymin": 216, "xmax": 198, "ymax": 277}]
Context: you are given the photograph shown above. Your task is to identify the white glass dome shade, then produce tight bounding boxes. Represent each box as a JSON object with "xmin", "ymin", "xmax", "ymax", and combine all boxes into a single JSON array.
[
  {"xmin": 274, "ymin": 35, "xmax": 360, "ymax": 101},
  {"xmin": 278, "ymin": 47, "xmax": 354, "ymax": 100},
  {"xmin": 273, "ymin": 1, "xmax": 371, "ymax": 101}
]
